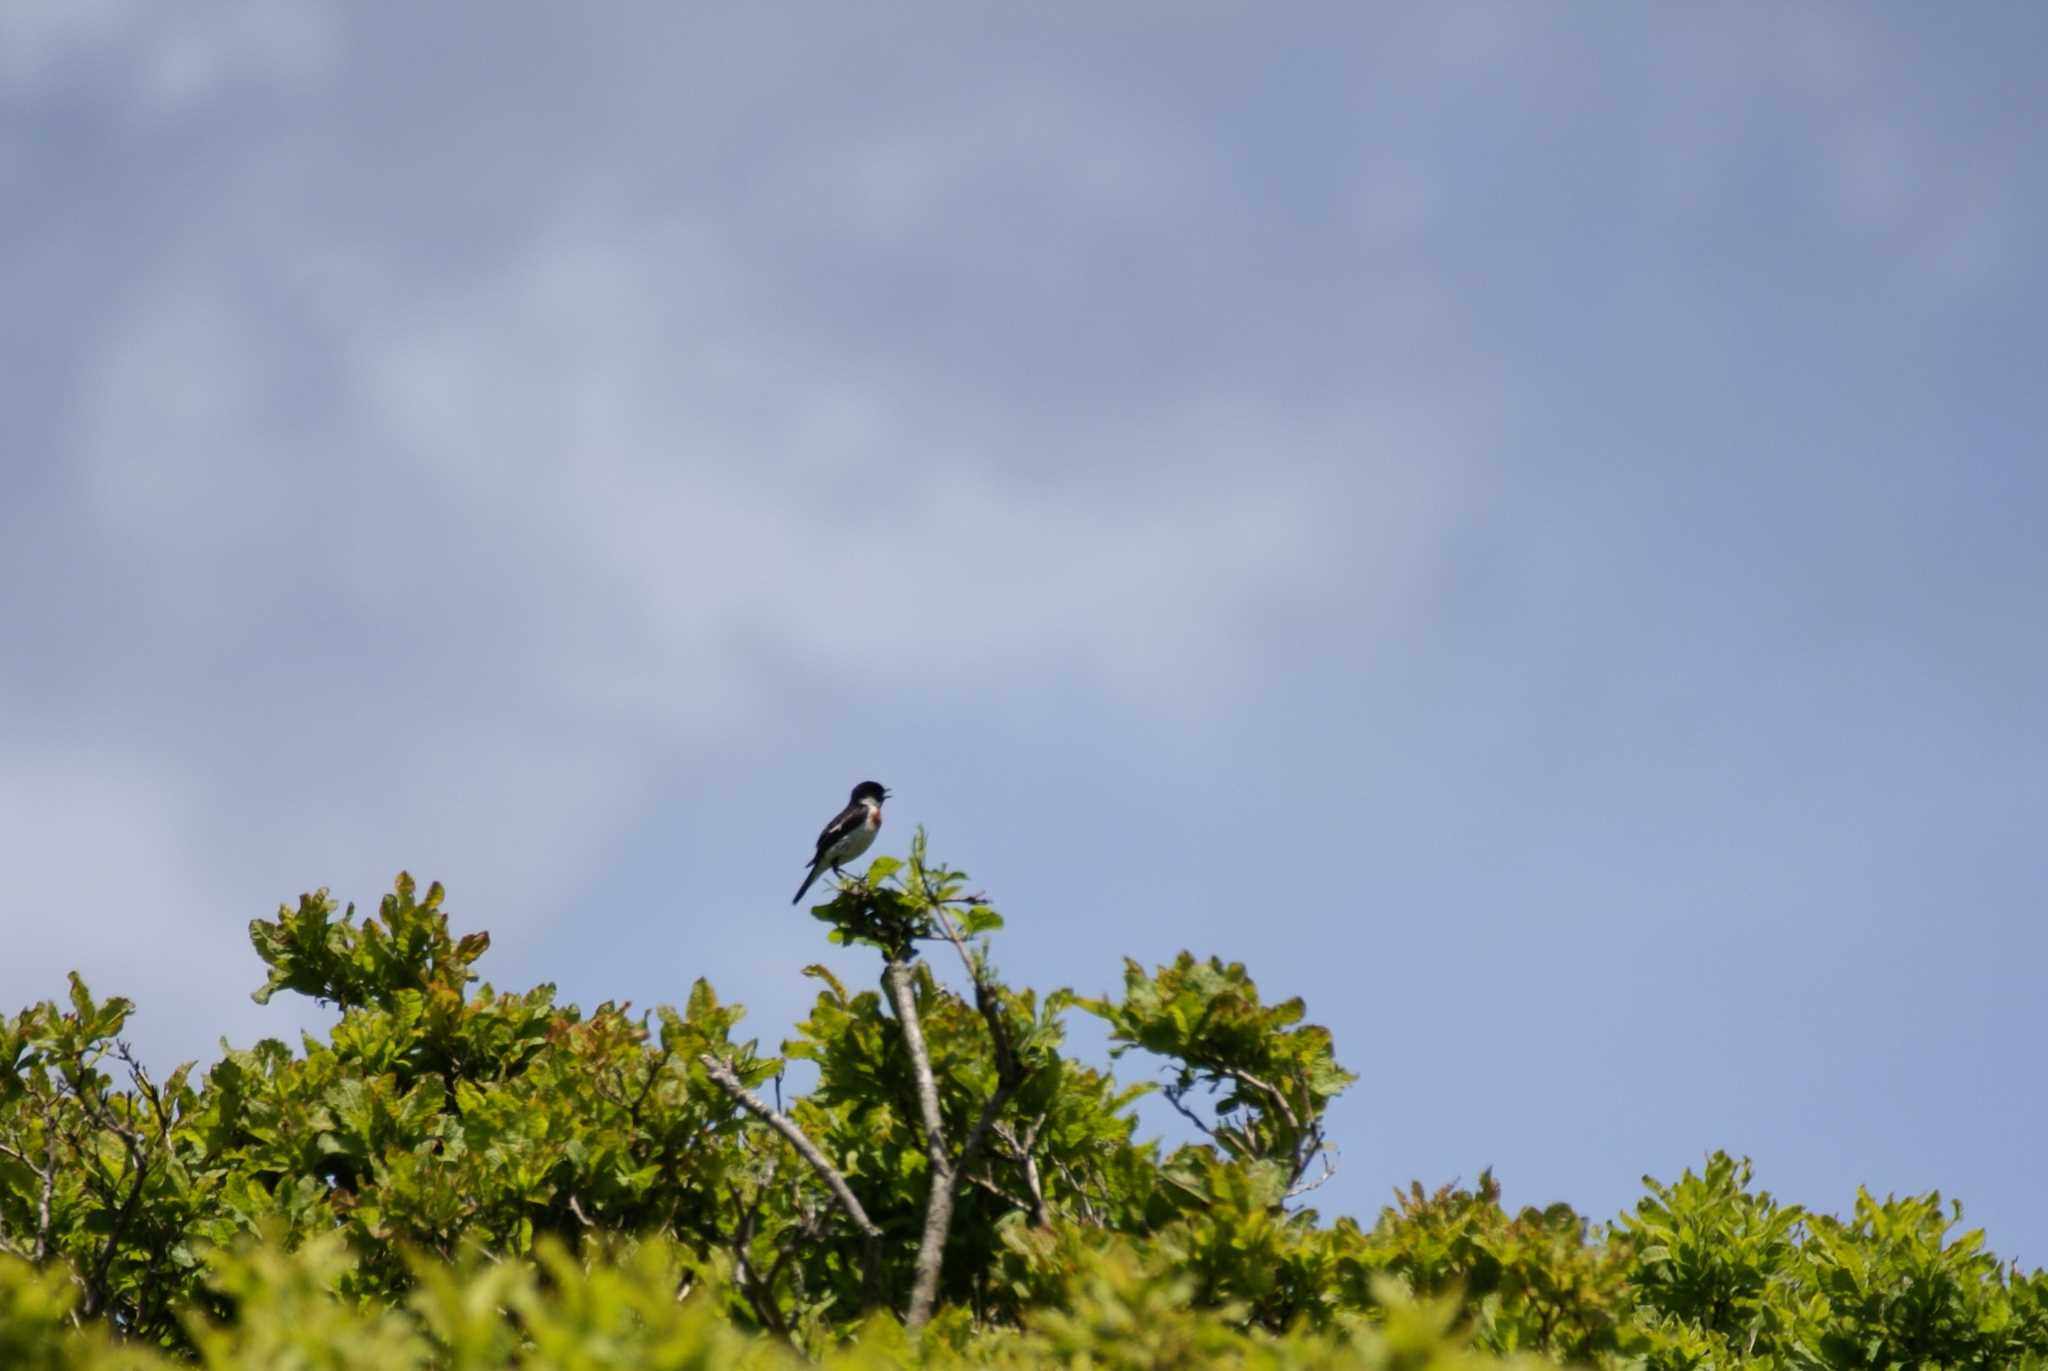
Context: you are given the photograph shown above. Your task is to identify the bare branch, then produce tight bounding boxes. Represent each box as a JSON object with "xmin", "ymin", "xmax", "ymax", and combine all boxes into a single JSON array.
[
  {"xmin": 0, "ymin": 1132, "xmax": 55, "ymax": 1252},
  {"xmin": 1051, "ymin": 1157, "xmax": 1102, "ymax": 1227},
  {"xmin": 995, "ymin": 1115, "xmax": 1050, "ymax": 1228},
  {"xmin": 881, "ymin": 960, "xmax": 950, "ymax": 1176},
  {"xmin": 0, "ymin": 1120, "xmax": 43, "ymax": 1262},
  {"xmin": 35, "ymin": 1100, "xmax": 57, "ymax": 1263},
  {"xmin": 1018, "ymin": 1148, "xmax": 1047, "ymax": 1229},
  {"xmin": 696, "ymin": 1055, "xmax": 882, "ymax": 1245},
  {"xmin": 1215, "ymin": 1065, "xmax": 1302, "ymax": 1133},
  {"xmin": 900, "ymin": 873, "xmax": 1055, "ymax": 1322},
  {"xmin": 1286, "ymin": 1144, "xmax": 1340, "ymax": 1200},
  {"xmin": 881, "ymin": 956, "xmax": 959, "ymax": 1329},
  {"xmin": 885, "ymin": 928, "xmax": 1036, "ymax": 1327},
  {"xmin": 1279, "ymin": 1117, "xmax": 1336, "ymax": 1195}
]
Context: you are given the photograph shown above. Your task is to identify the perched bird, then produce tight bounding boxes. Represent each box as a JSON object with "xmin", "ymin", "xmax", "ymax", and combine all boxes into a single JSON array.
[{"xmin": 793, "ymin": 780, "xmax": 890, "ymax": 905}]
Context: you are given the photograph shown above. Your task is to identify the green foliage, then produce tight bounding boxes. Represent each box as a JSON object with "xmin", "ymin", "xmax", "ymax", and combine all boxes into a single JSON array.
[
  {"xmin": 3, "ymin": 880, "xmax": 775, "ymax": 1351},
  {"xmin": 248, "ymin": 874, "xmax": 491, "ymax": 1010},
  {"xmin": 1081, "ymin": 951, "xmax": 1354, "ymax": 1197},
  {"xmin": 0, "ymin": 1230, "xmax": 1563, "ymax": 1371},
  {"xmin": 803, "ymin": 831, "xmax": 1004, "ymax": 958},
  {"xmin": 1794, "ymin": 1187, "xmax": 2048, "ymax": 1369},
  {"xmin": 2, "ymin": 849, "xmax": 2043, "ymax": 1369},
  {"xmin": 1620, "ymin": 1151, "xmax": 1804, "ymax": 1357},
  {"xmin": 1332, "ymin": 1173, "xmax": 1633, "ymax": 1361}
]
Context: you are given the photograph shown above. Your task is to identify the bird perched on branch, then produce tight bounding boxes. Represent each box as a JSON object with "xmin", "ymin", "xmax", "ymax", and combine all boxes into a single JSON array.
[{"xmin": 793, "ymin": 780, "xmax": 890, "ymax": 905}]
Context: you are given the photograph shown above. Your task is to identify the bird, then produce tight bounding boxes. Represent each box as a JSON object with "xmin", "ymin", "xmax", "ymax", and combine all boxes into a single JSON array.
[{"xmin": 792, "ymin": 780, "xmax": 890, "ymax": 905}]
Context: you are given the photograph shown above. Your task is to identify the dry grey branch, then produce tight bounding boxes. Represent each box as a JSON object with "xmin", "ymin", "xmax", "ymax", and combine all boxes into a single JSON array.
[
  {"xmin": 882, "ymin": 957, "xmax": 959, "ymax": 1328},
  {"xmin": 1286, "ymin": 1144, "xmax": 1339, "ymax": 1200},
  {"xmin": 882, "ymin": 960, "xmax": 951, "ymax": 1176},
  {"xmin": 697, "ymin": 1051, "xmax": 885, "ymax": 1299},
  {"xmin": 886, "ymin": 887, "xmax": 1040, "ymax": 1328},
  {"xmin": 1217, "ymin": 1064, "xmax": 1302, "ymax": 1133},
  {"xmin": 0, "ymin": 1104, "xmax": 59, "ymax": 1264},
  {"xmin": 995, "ymin": 1114, "xmax": 1050, "ymax": 1228}
]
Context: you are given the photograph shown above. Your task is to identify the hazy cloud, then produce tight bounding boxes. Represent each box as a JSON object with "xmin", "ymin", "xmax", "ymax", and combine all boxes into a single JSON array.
[{"xmin": 4, "ymin": 1, "xmax": 2045, "ymax": 1261}]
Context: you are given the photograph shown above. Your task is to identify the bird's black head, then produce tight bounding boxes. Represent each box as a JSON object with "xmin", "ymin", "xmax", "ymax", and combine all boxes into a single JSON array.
[{"xmin": 850, "ymin": 780, "xmax": 889, "ymax": 805}]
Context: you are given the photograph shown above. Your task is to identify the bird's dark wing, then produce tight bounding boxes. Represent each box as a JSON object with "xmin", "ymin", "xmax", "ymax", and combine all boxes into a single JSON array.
[{"xmin": 807, "ymin": 803, "xmax": 867, "ymax": 864}]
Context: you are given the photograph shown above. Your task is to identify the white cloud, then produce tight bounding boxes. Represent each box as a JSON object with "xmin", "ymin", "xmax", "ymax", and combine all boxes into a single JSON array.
[{"xmin": 342, "ymin": 220, "xmax": 1474, "ymax": 729}]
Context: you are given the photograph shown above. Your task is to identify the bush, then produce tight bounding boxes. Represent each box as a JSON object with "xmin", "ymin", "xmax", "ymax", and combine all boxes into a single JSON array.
[{"xmin": 2, "ymin": 835, "xmax": 2041, "ymax": 1368}]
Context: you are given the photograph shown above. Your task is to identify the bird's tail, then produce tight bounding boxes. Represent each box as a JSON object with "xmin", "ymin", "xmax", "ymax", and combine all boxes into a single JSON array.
[{"xmin": 792, "ymin": 862, "xmax": 825, "ymax": 906}]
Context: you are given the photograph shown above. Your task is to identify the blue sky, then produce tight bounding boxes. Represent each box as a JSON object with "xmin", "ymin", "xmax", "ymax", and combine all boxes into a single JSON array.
[{"xmin": 4, "ymin": 4, "xmax": 2044, "ymax": 1264}]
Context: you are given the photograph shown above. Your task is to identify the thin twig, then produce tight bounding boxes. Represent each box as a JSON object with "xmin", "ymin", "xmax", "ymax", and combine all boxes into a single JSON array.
[
  {"xmin": 928, "ymin": 891, "xmax": 1020, "ymax": 1086},
  {"xmin": 1161, "ymin": 1082, "xmax": 1219, "ymax": 1140},
  {"xmin": 924, "ymin": 886, "xmax": 1033, "ymax": 1188},
  {"xmin": 1288, "ymin": 1123, "xmax": 1328, "ymax": 1192},
  {"xmin": 1285, "ymin": 1145, "xmax": 1339, "ymax": 1200},
  {"xmin": 964, "ymin": 1172, "xmax": 1030, "ymax": 1213},
  {"xmin": 629, "ymin": 1046, "xmax": 674, "ymax": 1126},
  {"xmin": 1052, "ymin": 1158, "xmax": 1102, "ymax": 1227},
  {"xmin": 1215, "ymin": 1065, "xmax": 1302, "ymax": 1133},
  {"xmin": 77, "ymin": 1045, "xmax": 165, "ymax": 1320},
  {"xmin": 757, "ymin": 1201, "xmax": 817, "ymax": 1340}
]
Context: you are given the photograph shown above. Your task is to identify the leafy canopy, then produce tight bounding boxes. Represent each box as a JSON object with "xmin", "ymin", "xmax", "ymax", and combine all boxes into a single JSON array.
[{"xmin": 2, "ymin": 844, "xmax": 2042, "ymax": 1369}]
